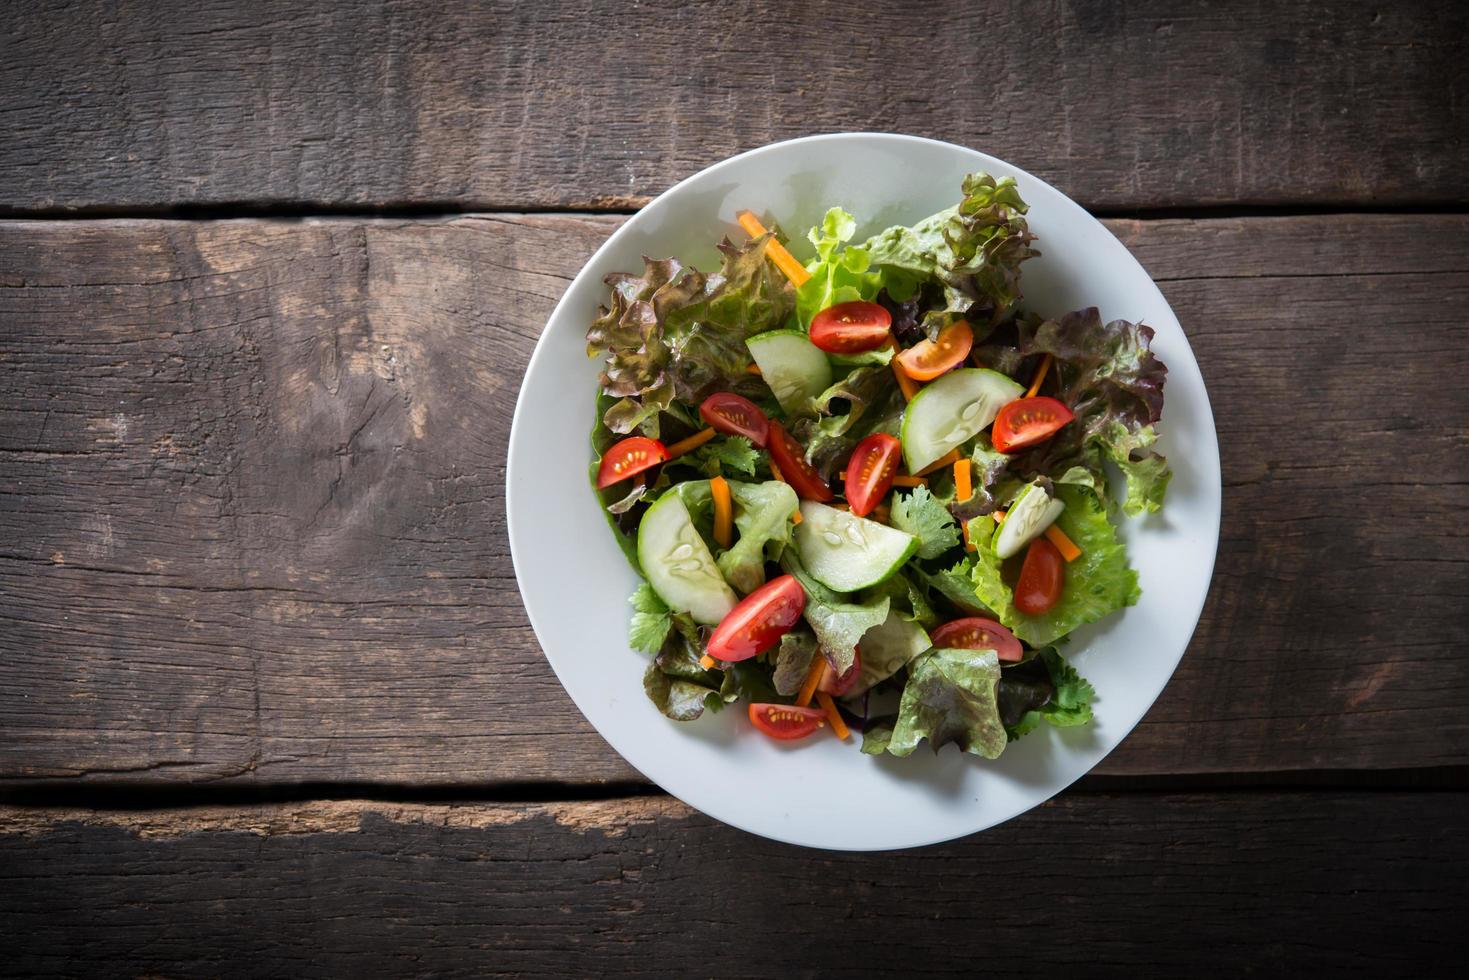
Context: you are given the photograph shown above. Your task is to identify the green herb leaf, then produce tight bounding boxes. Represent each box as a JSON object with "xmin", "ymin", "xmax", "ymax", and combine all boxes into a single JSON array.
[
  {"xmin": 890, "ymin": 485, "xmax": 961, "ymax": 560},
  {"xmin": 628, "ymin": 583, "xmax": 673, "ymax": 654}
]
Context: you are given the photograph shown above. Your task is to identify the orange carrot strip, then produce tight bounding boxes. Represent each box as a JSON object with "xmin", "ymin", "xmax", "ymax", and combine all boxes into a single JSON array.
[
  {"xmin": 666, "ymin": 426, "xmax": 716, "ymax": 458},
  {"xmin": 954, "ymin": 459, "xmax": 973, "ymax": 502},
  {"xmin": 816, "ymin": 691, "xmax": 850, "ymax": 740},
  {"xmin": 769, "ymin": 460, "xmax": 803, "ymax": 522},
  {"xmin": 796, "ymin": 657, "xmax": 827, "ymax": 707},
  {"xmin": 915, "ymin": 448, "xmax": 961, "ymax": 477},
  {"xmin": 887, "ymin": 339, "xmax": 922, "ymax": 401},
  {"xmin": 710, "ymin": 476, "xmax": 733, "ymax": 548},
  {"xmin": 994, "ymin": 509, "xmax": 1007, "ymax": 522},
  {"xmin": 962, "ymin": 521, "xmax": 976, "ymax": 552},
  {"xmin": 1025, "ymin": 353, "xmax": 1053, "ymax": 398},
  {"xmin": 1045, "ymin": 524, "xmax": 1083, "ymax": 562},
  {"xmin": 736, "ymin": 211, "xmax": 812, "ymax": 287},
  {"xmin": 746, "ymin": 363, "xmax": 763, "ymax": 375},
  {"xmin": 790, "ymin": 509, "xmax": 802, "ymax": 524},
  {"xmin": 699, "ymin": 654, "xmax": 717, "ymax": 670},
  {"xmin": 892, "ymin": 475, "xmax": 928, "ymax": 488}
]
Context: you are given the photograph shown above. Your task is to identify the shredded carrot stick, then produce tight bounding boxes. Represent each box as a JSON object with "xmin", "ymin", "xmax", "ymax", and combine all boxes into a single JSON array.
[
  {"xmin": 954, "ymin": 459, "xmax": 973, "ymax": 502},
  {"xmin": 832, "ymin": 503, "xmax": 850, "ymax": 512},
  {"xmin": 915, "ymin": 448, "xmax": 961, "ymax": 477},
  {"xmin": 994, "ymin": 509, "xmax": 1007, "ymax": 522},
  {"xmin": 892, "ymin": 475, "xmax": 928, "ymax": 488},
  {"xmin": 699, "ymin": 654, "xmax": 717, "ymax": 670},
  {"xmin": 710, "ymin": 476, "xmax": 733, "ymax": 548},
  {"xmin": 736, "ymin": 211, "xmax": 812, "ymax": 287},
  {"xmin": 769, "ymin": 459, "xmax": 785, "ymax": 482},
  {"xmin": 816, "ymin": 691, "xmax": 850, "ymax": 740},
  {"xmin": 887, "ymin": 339, "xmax": 922, "ymax": 401},
  {"xmin": 666, "ymin": 426, "xmax": 716, "ymax": 458},
  {"xmin": 962, "ymin": 520, "xmax": 976, "ymax": 552},
  {"xmin": 1025, "ymin": 353, "xmax": 1053, "ymax": 398},
  {"xmin": 746, "ymin": 363, "xmax": 763, "ymax": 375},
  {"xmin": 1045, "ymin": 524, "xmax": 1083, "ymax": 562},
  {"xmin": 796, "ymin": 657, "xmax": 827, "ymax": 707},
  {"xmin": 790, "ymin": 509, "xmax": 802, "ymax": 524}
]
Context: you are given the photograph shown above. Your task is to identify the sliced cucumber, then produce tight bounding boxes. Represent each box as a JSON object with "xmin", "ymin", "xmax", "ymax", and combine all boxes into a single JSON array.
[
  {"xmin": 746, "ymin": 329, "xmax": 832, "ymax": 416},
  {"xmin": 637, "ymin": 491, "xmax": 737, "ymax": 624},
  {"xmin": 993, "ymin": 481, "xmax": 1066, "ymax": 558},
  {"xmin": 900, "ymin": 368, "xmax": 1025, "ymax": 473},
  {"xmin": 852, "ymin": 612, "xmax": 932, "ymax": 696},
  {"xmin": 794, "ymin": 501, "xmax": 919, "ymax": 593}
]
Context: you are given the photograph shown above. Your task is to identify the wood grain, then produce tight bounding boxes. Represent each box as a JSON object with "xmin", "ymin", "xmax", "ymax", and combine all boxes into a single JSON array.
[
  {"xmin": 1, "ymin": 213, "xmax": 1466, "ymax": 787},
  {"xmin": 1, "ymin": 793, "xmax": 1462, "ymax": 976},
  {"xmin": 2, "ymin": 0, "xmax": 1465, "ymax": 213}
]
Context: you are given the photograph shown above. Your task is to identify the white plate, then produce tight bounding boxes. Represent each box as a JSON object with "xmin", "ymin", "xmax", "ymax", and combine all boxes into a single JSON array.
[{"xmin": 507, "ymin": 134, "xmax": 1220, "ymax": 851}]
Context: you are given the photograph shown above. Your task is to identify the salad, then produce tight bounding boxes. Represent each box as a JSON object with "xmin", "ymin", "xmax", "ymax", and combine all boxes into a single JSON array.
[{"xmin": 586, "ymin": 173, "xmax": 1170, "ymax": 758}]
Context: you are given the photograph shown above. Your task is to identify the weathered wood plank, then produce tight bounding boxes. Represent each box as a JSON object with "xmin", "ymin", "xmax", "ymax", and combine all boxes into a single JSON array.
[
  {"xmin": 0, "ymin": 793, "xmax": 1462, "ymax": 976},
  {"xmin": 2, "ymin": 0, "xmax": 1464, "ymax": 212},
  {"xmin": 0, "ymin": 214, "xmax": 1465, "ymax": 786}
]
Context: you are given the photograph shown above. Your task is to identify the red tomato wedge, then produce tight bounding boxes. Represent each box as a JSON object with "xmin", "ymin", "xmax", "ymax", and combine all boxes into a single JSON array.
[
  {"xmin": 595, "ymin": 436, "xmax": 669, "ymax": 488},
  {"xmin": 748, "ymin": 702, "xmax": 826, "ymax": 740},
  {"xmin": 809, "ymin": 300, "xmax": 892, "ymax": 353},
  {"xmin": 992, "ymin": 396, "xmax": 1075, "ymax": 453},
  {"xmin": 843, "ymin": 433, "xmax": 901, "ymax": 517},
  {"xmin": 1015, "ymin": 537, "xmax": 1065, "ymax": 615},
  {"xmin": 767, "ymin": 422, "xmax": 834, "ymax": 502},
  {"xmin": 706, "ymin": 574, "xmax": 807, "ymax": 662},
  {"xmin": 895, "ymin": 320, "xmax": 974, "ymax": 381},
  {"xmin": 817, "ymin": 649, "xmax": 861, "ymax": 697},
  {"xmin": 930, "ymin": 617, "xmax": 1024, "ymax": 663},
  {"xmin": 699, "ymin": 392, "xmax": 771, "ymax": 448}
]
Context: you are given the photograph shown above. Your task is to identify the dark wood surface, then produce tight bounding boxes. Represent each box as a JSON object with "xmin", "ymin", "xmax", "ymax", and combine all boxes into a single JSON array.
[
  {"xmin": 2, "ymin": 793, "xmax": 1464, "ymax": 976},
  {"xmin": 2, "ymin": 0, "xmax": 1466, "ymax": 213},
  {"xmin": 2, "ymin": 214, "xmax": 1465, "ymax": 789},
  {"xmin": 1, "ymin": 0, "xmax": 1466, "ymax": 974}
]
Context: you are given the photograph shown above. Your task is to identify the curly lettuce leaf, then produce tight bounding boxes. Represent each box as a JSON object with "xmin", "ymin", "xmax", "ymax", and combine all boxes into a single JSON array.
[
  {"xmin": 890, "ymin": 485, "xmax": 961, "ymax": 560},
  {"xmin": 1010, "ymin": 308, "xmax": 1171, "ymax": 516},
  {"xmin": 1002, "ymin": 648, "xmax": 1096, "ymax": 738},
  {"xmin": 716, "ymin": 480, "xmax": 798, "ymax": 594},
  {"xmin": 642, "ymin": 615, "xmax": 722, "ymax": 721},
  {"xmin": 587, "ymin": 237, "xmax": 794, "ymax": 436},
  {"xmin": 880, "ymin": 647, "xmax": 1007, "ymax": 758},
  {"xmin": 689, "ymin": 435, "xmax": 759, "ymax": 478},
  {"xmin": 967, "ymin": 484, "xmax": 1140, "ymax": 647}
]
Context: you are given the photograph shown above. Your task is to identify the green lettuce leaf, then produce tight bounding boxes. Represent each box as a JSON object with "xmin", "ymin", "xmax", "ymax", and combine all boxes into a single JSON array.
[
  {"xmin": 719, "ymin": 660, "xmax": 781, "ymax": 705},
  {"xmin": 642, "ymin": 616, "xmax": 722, "ymax": 721},
  {"xmin": 587, "ymin": 237, "xmax": 794, "ymax": 436},
  {"xmin": 628, "ymin": 583, "xmax": 672, "ymax": 654},
  {"xmin": 772, "ymin": 629, "xmax": 819, "ymax": 697},
  {"xmin": 716, "ymin": 480, "xmax": 798, "ymax": 594},
  {"xmin": 890, "ymin": 485, "xmax": 961, "ymax": 560},
  {"xmin": 643, "ymin": 662, "xmax": 719, "ymax": 721},
  {"xmin": 881, "ymin": 647, "xmax": 1007, "ymax": 758},
  {"xmin": 967, "ymin": 484, "xmax": 1140, "ymax": 647},
  {"xmin": 781, "ymin": 552, "xmax": 890, "ymax": 674}
]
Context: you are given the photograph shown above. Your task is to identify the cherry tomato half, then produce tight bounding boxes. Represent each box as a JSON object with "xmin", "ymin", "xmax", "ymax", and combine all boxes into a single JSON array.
[
  {"xmin": 895, "ymin": 320, "xmax": 974, "ymax": 381},
  {"xmin": 748, "ymin": 702, "xmax": 826, "ymax": 741},
  {"xmin": 818, "ymin": 649, "xmax": 861, "ymax": 697},
  {"xmin": 843, "ymin": 432, "xmax": 901, "ymax": 517},
  {"xmin": 991, "ymin": 396, "xmax": 1075, "ymax": 453},
  {"xmin": 595, "ymin": 436, "xmax": 670, "ymax": 488},
  {"xmin": 700, "ymin": 392, "xmax": 771, "ymax": 448},
  {"xmin": 809, "ymin": 300, "xmax": 893, "ymax": 354},
  {"xmin": 767, "ymin": 422, "xmax": 834, "ymax": 502},
  {"xmin": 707, "ymin": 574, "xmax": 807, "ymax": 662},
  {"xmin": 930, "ymin": 617, "xmax": 1024, "ymax": 663},
  {"xmin": 1014, "ymin": 537, "xmax": 1065, "ymax": 615}
]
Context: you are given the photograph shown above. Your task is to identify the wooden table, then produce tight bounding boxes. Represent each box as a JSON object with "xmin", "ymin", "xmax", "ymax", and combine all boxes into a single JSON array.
[{"xmin": 1, "ymin": 1, "xmax": 1465, "ymax": 974}]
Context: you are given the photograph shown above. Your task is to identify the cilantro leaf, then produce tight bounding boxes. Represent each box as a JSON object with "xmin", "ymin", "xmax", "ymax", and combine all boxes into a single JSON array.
[
  {"xmin": 693, "ymin": 435, "xmax": 759, "ymax": 477},
  {"xmin": 628, "ymin": 583, "xmax": 672, "ymax": 654},
  {"xmin": 890, "ymin": 485, "xmax": 961, "ymax": 560}
]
